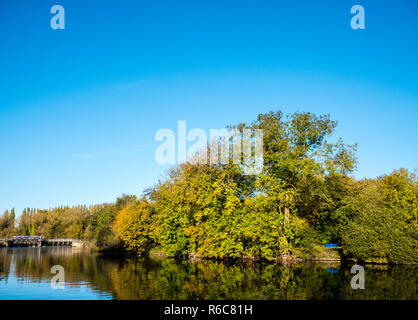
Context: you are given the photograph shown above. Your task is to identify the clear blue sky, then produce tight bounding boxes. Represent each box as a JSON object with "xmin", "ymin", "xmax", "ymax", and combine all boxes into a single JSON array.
[{"xmin": 1, "ymin": 0, "xmax": 417, "ymax": 215}]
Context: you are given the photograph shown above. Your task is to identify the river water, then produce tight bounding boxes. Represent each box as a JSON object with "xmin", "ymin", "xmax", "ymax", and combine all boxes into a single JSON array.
[{"xmin": 0, "ymin": 247, "xmax": 416, "ymax": 300}]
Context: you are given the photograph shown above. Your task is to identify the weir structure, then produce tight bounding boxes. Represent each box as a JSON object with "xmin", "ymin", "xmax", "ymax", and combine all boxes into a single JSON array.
[{"xmin": 0, "ymin": 236, "xmax": 83, "ymax": 248}]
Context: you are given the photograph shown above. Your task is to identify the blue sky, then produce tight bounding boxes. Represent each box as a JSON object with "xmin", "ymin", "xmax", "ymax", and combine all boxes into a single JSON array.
[{"xmin": 1, "ymin": 0, "xmax": 417, "ymax": 215}]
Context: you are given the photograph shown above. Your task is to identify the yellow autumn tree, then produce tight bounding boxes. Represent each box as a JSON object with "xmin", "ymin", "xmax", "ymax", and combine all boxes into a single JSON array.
[{"xmin": 114, "ymin": 199, "xmax": 155, "ymax": 253}]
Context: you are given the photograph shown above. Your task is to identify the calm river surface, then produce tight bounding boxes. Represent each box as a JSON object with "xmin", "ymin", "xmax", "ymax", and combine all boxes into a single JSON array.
[{"xmin": 0, "ymin": 247, "xmax": 416, "ymax": 300}]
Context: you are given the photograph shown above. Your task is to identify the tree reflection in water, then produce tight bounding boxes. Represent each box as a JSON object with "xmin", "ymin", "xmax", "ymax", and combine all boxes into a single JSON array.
[{"xmin": 0, "ymin": 248, "xmax": 416, "ymax": 300}]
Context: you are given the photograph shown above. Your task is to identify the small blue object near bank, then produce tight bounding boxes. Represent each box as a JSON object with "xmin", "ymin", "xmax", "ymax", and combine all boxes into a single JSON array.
[
  {"xmin": 326, "ymin": 268, "xmax": 339, "ymax": 274},
  {"xmin": 324, "ymin": 243, "xmax": 338, "ymax": 248}
]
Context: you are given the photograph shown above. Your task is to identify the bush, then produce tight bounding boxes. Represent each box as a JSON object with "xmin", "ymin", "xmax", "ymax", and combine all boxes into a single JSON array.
[{"xmin": 337, "ymin": 169, "xmax": 418, "ymax": 264}]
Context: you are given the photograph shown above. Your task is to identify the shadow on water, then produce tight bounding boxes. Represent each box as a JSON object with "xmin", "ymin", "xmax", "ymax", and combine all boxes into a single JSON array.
[{"xmin": 0, "ymin": 248, "xmax": 416, "ymax": 300}]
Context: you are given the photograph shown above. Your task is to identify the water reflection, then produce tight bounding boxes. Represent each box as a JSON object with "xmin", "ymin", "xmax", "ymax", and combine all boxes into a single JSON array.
[{"xmin": 0, "ymin": 248, "xmax": 416, "ymax": 300}]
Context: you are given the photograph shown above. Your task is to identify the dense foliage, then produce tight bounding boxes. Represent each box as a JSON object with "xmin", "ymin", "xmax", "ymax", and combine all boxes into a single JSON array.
[
  {"xmin": 144, "ymin": 111, "xmax": 360, "ymax": 260},
  {"xmin": 336, "ymin": 169, "xmax": 417, "ymax": 264},
  {"xmin": 1, "ymin": 111, "xmax": 416, "ymax": 264},
  {"xmin": 114, "ymin": 199, "xmax": 155, "ymax": 253}
]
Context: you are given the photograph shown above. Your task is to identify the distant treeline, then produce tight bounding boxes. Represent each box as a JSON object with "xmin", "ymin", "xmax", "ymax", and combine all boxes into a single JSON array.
[
  {"xmin": 0, "ymin": 197, "xmax": 134, "ymax": 248},
  {"xmin": 1, "ymin": 111, "xmax": 417, "ymax": 264}
]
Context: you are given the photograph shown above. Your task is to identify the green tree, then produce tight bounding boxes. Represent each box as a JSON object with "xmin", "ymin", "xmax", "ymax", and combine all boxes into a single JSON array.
[
  {"xmin": 337, "ymin": 169, "xmax": 418, "ymax": 264},
  {"xmin": 233, "ymin": 111, "xmax": 357, "ymax": 257}
]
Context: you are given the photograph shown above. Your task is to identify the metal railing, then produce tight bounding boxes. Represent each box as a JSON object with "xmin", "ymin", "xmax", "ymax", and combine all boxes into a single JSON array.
[{"xmin": 11, "ymin": 236, "xmax": 43, "ymax": 241}]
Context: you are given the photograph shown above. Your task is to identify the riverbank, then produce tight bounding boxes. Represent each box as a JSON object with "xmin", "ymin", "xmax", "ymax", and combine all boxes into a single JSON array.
[
  {"xmin": 142, "ymin": 246, "xmax": 417, "ymax": 266},
  {"xmin": 148, "ymin": 246, "xmax": 340, "ymax": 264}
]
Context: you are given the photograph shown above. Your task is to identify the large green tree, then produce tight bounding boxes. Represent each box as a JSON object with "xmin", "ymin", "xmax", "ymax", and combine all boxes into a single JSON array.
[
  {"xmin": 146, "ymin": 111, "xmax": 357, "ymax": 260},
  {"xmin": 233, "ymin": 111, "xmax": 357, "ymax": 257}
]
